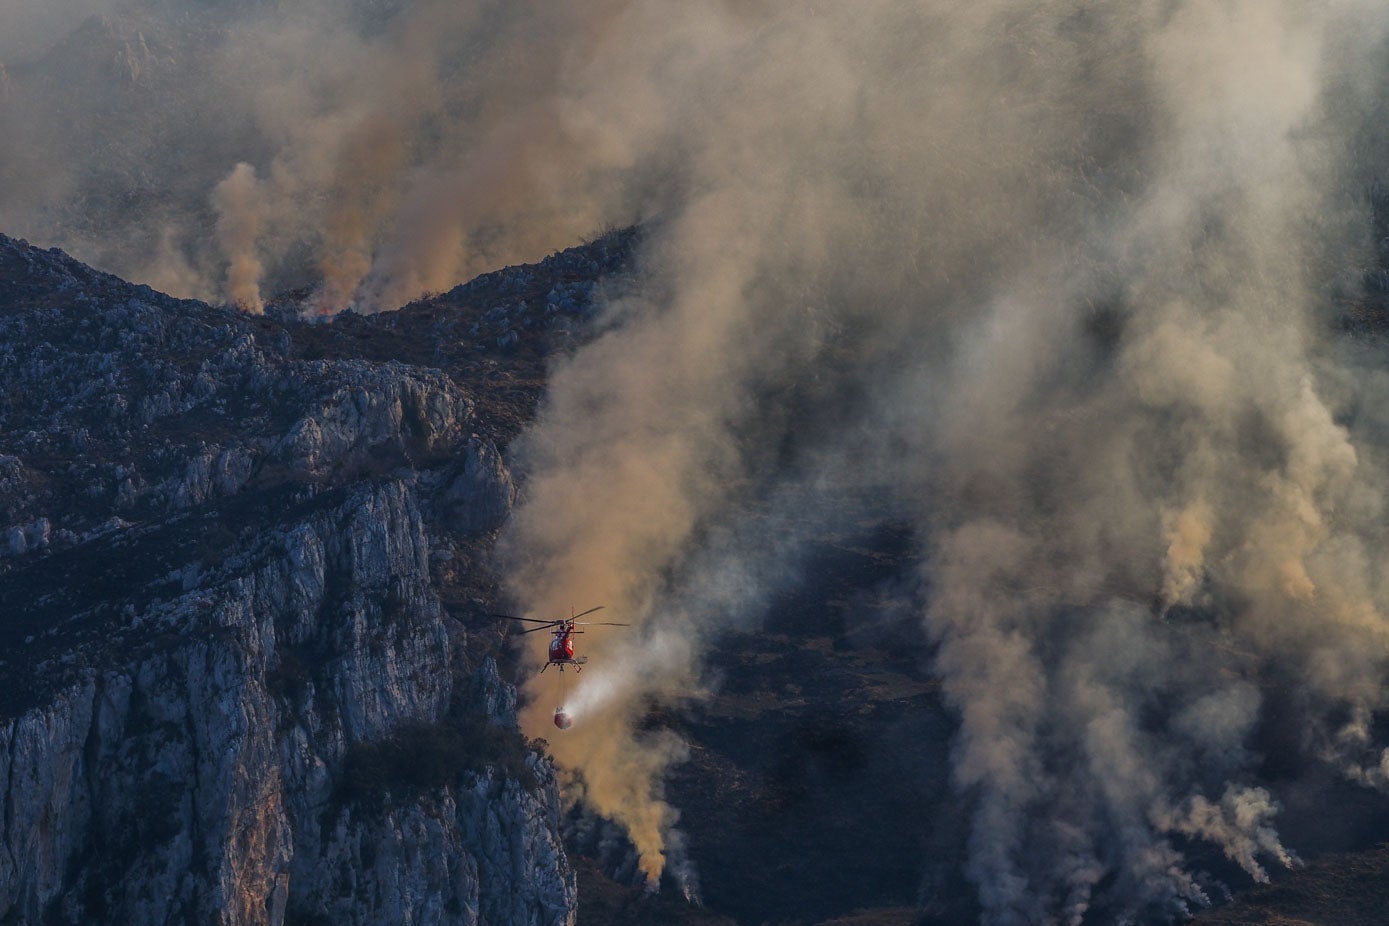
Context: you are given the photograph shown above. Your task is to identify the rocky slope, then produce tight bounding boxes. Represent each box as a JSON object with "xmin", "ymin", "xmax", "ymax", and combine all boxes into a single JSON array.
[{"xmin": 0, "ymin": 229, "xmax": 634, "ymax": 925}]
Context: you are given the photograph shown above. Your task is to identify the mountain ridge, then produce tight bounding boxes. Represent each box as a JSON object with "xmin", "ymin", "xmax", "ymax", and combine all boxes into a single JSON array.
[{"xmin": 0, "ymin": 228, "xmax": 638, "ymax": 924}]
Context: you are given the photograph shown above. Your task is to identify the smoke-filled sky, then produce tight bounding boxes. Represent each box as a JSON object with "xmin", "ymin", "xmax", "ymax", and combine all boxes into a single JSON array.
[
  {"xmin": 11, "ymin": 0, "xmax": 1389, "ymax": 922},
  {"xmin": 0, "ymin": 0, "xmax": 643, "ymax": 311}
]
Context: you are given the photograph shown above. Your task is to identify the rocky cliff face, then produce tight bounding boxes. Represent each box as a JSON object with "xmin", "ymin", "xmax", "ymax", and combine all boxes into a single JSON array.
[{"xmin": 0, "ymin": 230, "xmax": 635, "ymax": 925}]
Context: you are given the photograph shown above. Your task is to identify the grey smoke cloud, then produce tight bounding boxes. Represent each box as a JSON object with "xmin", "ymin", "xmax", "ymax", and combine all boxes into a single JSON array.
[
  {"xmin": 500, "ymin": 0, "xmax": 1389, "ymax": 921},
  {"xmin": 10, "ymin": 0, "xmax": 1389, "ymax": 920}
]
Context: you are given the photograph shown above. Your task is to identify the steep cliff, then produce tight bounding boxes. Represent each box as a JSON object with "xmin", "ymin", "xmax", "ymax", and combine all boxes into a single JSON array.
[{"xmin": 0, "ymin": 231, "xmax": 634, "ymax": 925}]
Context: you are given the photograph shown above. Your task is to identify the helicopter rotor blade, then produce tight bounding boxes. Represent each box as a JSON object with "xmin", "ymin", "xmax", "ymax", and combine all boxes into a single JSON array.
[
  {"xmin": 573, "ymin": 621, "xmax": 630, "ymax": 627},
  {"xmin": 519, "ymin": 624, "xmax": 560, "ymax": 634},
  {"xmin": 570, "ymin": 605, "xmax": 606, "ymax": 620},
  {"xmin": 489, "ymin": 613, "xmax": 559, "ymax": 625}
]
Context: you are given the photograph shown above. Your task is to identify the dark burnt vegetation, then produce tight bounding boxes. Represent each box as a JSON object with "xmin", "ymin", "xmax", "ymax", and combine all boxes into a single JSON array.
[
  {"xmin": 569, "ymin": 517, "xmax": 953, "ymax": 926},
  {"xmin": 271, "ymin": 224, "xmax": 642, "ymax": 446},
  {"xmin": 335, "ymin": 718, "xmax": 539, "ymax": 809},
  {"xmin": 1192, "ymin": 842, "xmax": 1389, "ymax": 926},
  {"xmin": 1335, "ymin": 185, "xmax": 1389, "ymax": 335}
]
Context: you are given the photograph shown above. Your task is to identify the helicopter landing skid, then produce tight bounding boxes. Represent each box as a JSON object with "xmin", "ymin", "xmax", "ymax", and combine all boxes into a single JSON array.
[{"xmin": 542, "ymin": 657, "xmax": 589, "ymax": 674}]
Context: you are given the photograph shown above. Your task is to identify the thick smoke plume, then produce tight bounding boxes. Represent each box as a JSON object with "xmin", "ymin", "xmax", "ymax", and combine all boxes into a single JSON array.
[
  {"xmin": 211, "ymin": 161, "xmax": 264, "ymax": 312},
  {"xmin": 12, "ymin": 0, "xmax": 1389, "ymax": 921},
  {"xmin": 0, "ymin": 0, "xmax": 630, "ymax": 310},
  {"xmin": 499, "ymin": 0, "xmax": 1389, "ymax": 921}
]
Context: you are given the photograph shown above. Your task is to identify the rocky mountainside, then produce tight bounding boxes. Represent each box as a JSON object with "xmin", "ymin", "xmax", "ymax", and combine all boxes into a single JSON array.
[{"xmin": 0, "ymin": 228, "xmax": 635, "ymax": 925}]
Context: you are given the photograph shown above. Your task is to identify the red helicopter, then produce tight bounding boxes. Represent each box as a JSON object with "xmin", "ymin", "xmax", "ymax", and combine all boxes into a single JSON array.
[{"xmin": 493, "ymin": 605, "xmax": 629, "ymax": 673}]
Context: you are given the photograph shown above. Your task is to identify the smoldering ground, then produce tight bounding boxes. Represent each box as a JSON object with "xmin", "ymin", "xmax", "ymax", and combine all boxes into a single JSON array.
[{"xmin": 13, "ymin": 0, "xmax": 1389, "ymax": 922}]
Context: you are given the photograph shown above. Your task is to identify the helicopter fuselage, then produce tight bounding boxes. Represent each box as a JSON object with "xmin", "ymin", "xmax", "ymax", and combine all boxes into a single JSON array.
[{"xmin": 543, "ymin": 623, "xmax": 587, "ymax": 672}]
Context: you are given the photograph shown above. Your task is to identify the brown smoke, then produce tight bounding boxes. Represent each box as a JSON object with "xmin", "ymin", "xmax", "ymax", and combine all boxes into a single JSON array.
[
  {"xmin": 315, "ymin": 111, "xmax": 414, "ymax": 313},
  {"xmin": 0, "ymin": 0, "xmax": 632, "ymax": 312},
  {"xmin": 211, "ymin": 162, "xmax": 265, "ymax": 313}
]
